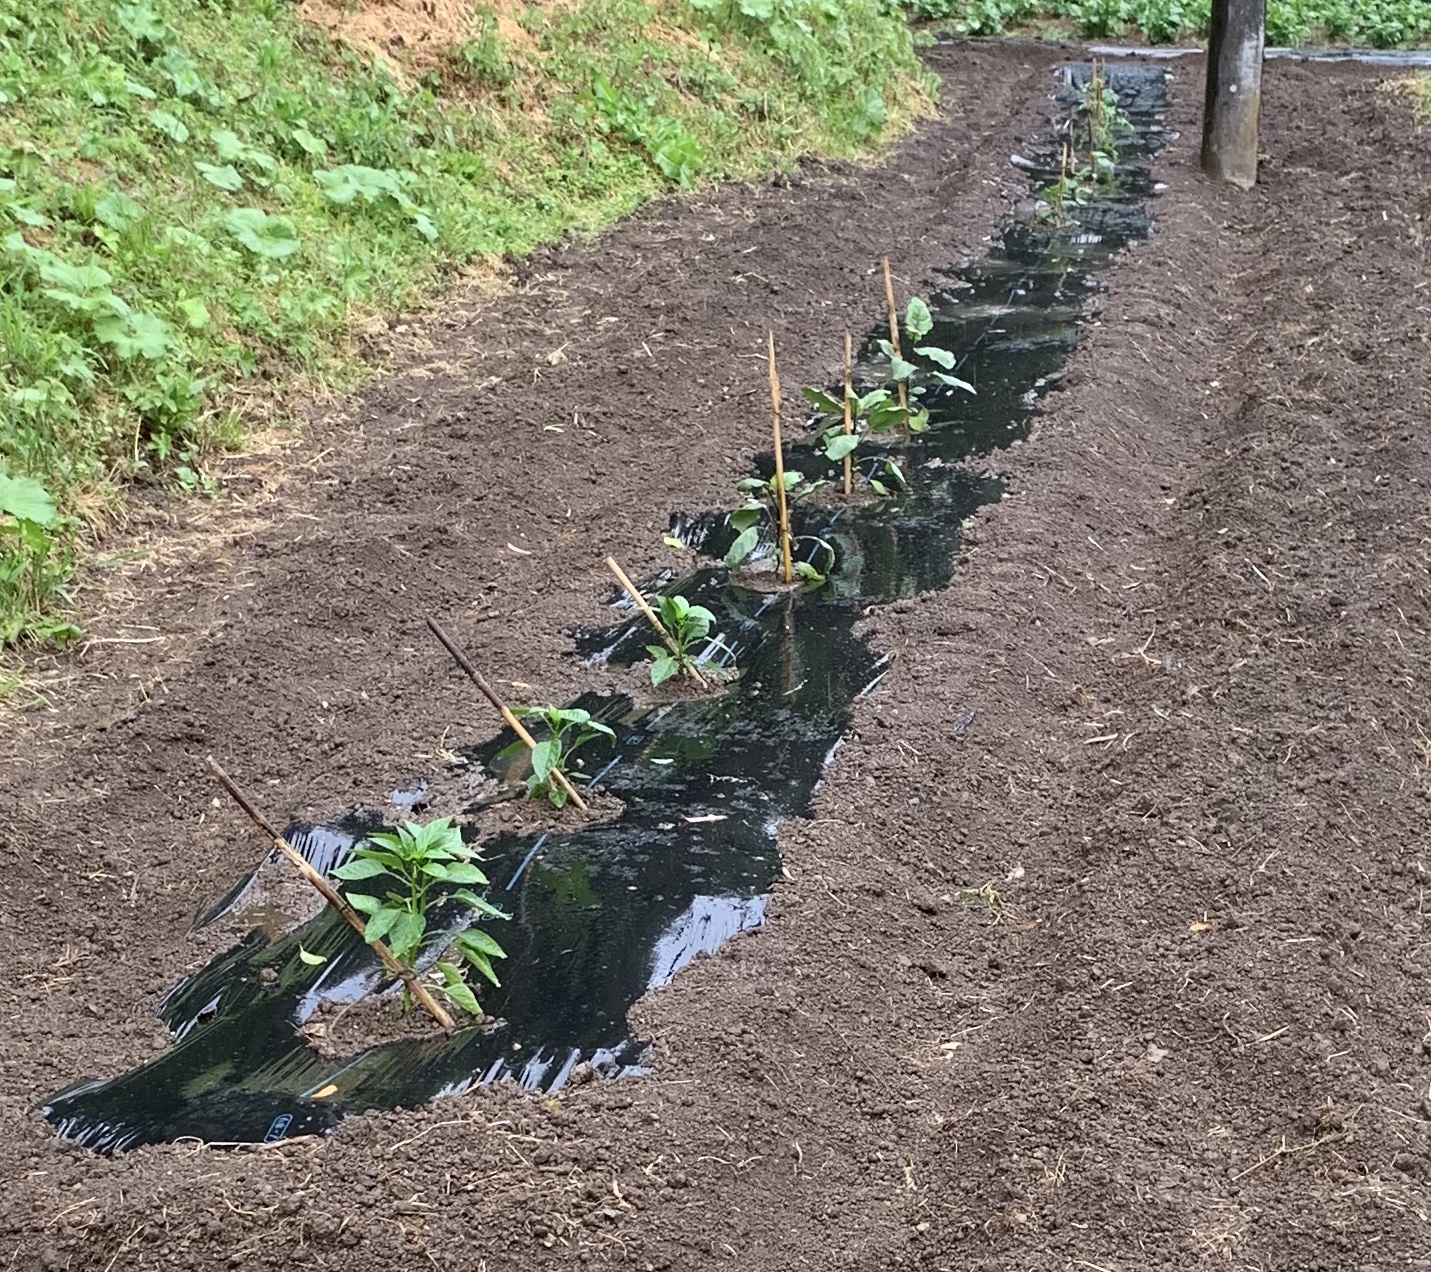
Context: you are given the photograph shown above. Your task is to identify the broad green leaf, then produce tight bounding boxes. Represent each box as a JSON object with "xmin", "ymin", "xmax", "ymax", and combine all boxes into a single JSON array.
[
  {"xmin": 332, "ymin": 856, "xmax": 389, "ymax": 880},
  {"xmin": 687, "ymin": 604, "xmax": 716, "ymax": 626},
  {"xmin": 781, "ymin": 470, "xmax": 804, "ymax": 490},
  {"xmin": 178, "ymin": 298, "xmax": 209, "ymax": 329},
  {"xmin": 453, "ymin": 889, "xmax": 509, "ymax": 919},
  {"xmin": 530, "ymin": 738, "xmax": 559, "ymax": 782},
  {"xmin": 801, "ymin": 387, "xmax": 842, "ymax": 415},
  {"xmin": 224, "ymin": 207, "xmax": 301, "ymax": 259},
  {"xmin": 869, "ymin": 479, "xmax": 889, "ymax": 496},
  {"xmin": 0, "ymin": 475, "xmax": 58, "ymax": 526},
  {"xmin": 362, "ymin": 904, "xmax": 402, "ymax": 945},
  {"xmin": 914, "ymin": 344, "xmax": 956, "ymax": 369},
  {"xmin": 117, "ymin": 4, "xmax": 169, "ymax": 42},
  {"xmin": 297, "ymin": 944, "xmax": 327, "ymax": 966},
  {"xmin": 650, "ymin": 654, "xmax": 679, "ymax": 686},
  {"xmin": 934, "ymin": 372, "xmax": 977, "ymax": 394},
  {"xmin": 730, "ymin": 506, "xmax": 761, "ymax": 532},
  {"xmin": 725, "ymin": 525, "xmax": 759, "ymax": 570},
  {"xmin": 793, "ymin": 561, "xmax": 824, "ymax": 583},
  {"xmin": 904, "ymin": 296, "xmax": 934, "ymax": 341},
  {"xmin": 546, "ymin": 783, "xmax": 569, "ymax": 810},
  {"xmin": 435, "ymin": 962, "xmax": 481, "ymax": 1015},
  {"xmin": 149, "ymin": 109, "xmax": 189, "ymax": 143},
  {"xmin": 442, "ymin": 861, "xmax": 489, "ymax": 884},
  {"xmin": 388, "ymin": 911, "xmax": 426, "ymax": 960},
  {"xmin": 412, "ymin": 212, "xmax": 438, "ymax": 242},
  {"xmin": 421, "ymin": 860, "xmax": 450, "ymax": 880},
  {"xmin": 462, "ymin": 949, "xmax": 501, "ymax": 986},
  {"xmin": 94, "ymin": 191, "xmax": 142, "ymax": 231},
  {"xmin": 345, "ymin": 891, "xmax": 382, "ymax": 916},
  {"xmin": 196, "ymin": 162, "xmax": 243, "ymax": 192},
  {"xmin": 547, "ymin": 708, "xmax": 593, "ymax": 726},
  {"xmin": 825, "ymin": 434, "xmax": 859, "ymax": 461},
  {"xmin": 92, "ymin": 310, "xmax": 171, "ymax": 359},
  {"xmin": 889, "ymin": 357, "xmax": 915, "ymax": 381},
  {"xmin": 909, "ymin": 407, "xmax": 931, "ymax": 432},
  {"xmin": 211, "ymin": 129, "xmax": 244, "ymax": 162},
  {"xmin": 291, "ymin": 126, "xmax": 328, "ymax": 157},
  {"xmin": 457, "ymin": 929, "xmax": 506, "ymax": 959}
]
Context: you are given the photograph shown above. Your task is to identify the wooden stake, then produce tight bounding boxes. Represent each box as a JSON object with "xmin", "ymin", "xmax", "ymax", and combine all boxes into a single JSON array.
[
  {"xmin": 205, "ymin": 757, "xmax": 456, "ymax": 1032},
  {"xmin": 767, "ymin": 330, "xmax": 794, "ymax": 587},
  {"xmin": 881, "ymin": 258, "xmax": 910, "ymax": 439},
  {"xmin": 425, "ymin": 618, "xmax": 591, "ymax": 812},
  {"xmin": 604, "ymin": 555, "xmax": 709, "ymax": 690},
  {"xmin": 841, "ymin": 329, "xmax": 853, "ymax": 497}
]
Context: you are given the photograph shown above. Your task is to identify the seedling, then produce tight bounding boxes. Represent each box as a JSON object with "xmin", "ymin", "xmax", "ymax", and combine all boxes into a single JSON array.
[
  {"xmin": 725, "ymin": 470, "xmax": 827, "ymax": 583},
  {"xmin": 648, "ymin": 594, "xmax": 737, "ymax": 686},
  {"xmin": 1079, "ymin": 61, "xmax": 1129, "ymax": 164},
  {"xmin": 505, "ymin": 706, "xmax": 615, "ymax": 808},
  {"xmin": 333, "ymin": 817, "xmax": 509, "ymax": 1017}
]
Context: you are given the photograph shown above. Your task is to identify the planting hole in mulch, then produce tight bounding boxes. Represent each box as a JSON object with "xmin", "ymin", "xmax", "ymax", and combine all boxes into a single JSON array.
[{"xmin": 41, "ymin": 62, "xmax": 1175, "ymax": 1154}]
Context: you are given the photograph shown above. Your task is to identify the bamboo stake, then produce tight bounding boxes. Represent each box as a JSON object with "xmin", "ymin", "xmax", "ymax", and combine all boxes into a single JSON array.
[
  {"xmin": 881, "ymin": 258, "xmax": 910, "ymax": 440},
  {"xmin": 604, "ymin": 556, "xmax": 710, "ymax": 689},
  {"xmin": 424, "ymin": 617, "xmax": 590, "ymax": 812},
  {"xmin": 767, "ymin": 330, "xmax": 794, "ymax": 586},
  {"xmin": 205, "ymin": 756, "xmax": 456, "ymax": 1032},
  {"xmin": 841, "ymin": 328, "xmax": 854, "ymax": 497}
]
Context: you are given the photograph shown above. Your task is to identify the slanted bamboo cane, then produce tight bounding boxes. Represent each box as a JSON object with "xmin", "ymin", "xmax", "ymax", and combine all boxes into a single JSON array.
[
  {"xmin": 425, "ymin": 618, "xmax": 590, "ymax": 812},
  {"xmin": 604, "ymin": 555, "xmax": 710, "ymax": 689}
]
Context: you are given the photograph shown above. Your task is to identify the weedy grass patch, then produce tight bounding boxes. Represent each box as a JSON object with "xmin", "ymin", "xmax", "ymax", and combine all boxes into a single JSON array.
[{"xmin": 0, "ymin": 0, "xmax": 933, "ymax": 648}]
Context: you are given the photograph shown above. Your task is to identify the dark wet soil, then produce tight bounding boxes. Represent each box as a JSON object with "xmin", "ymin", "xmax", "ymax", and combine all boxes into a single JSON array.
[{"xmin": 4, "ymin": 41, "xmax": 1431, "ymax": 1271}]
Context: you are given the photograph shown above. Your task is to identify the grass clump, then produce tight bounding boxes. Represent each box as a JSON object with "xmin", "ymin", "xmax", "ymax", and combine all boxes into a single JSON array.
[{"xmin": 0, "ymin": 0, "xmax": 932, "ymax": 647}]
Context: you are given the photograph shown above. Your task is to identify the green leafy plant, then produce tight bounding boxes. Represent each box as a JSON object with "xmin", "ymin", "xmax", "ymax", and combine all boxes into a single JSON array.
[
  {"xmin": 331, "ymin": 817, "xmax": 508, "ymax": 1018},
  {"xmin": 505, "ymin": 706, "xmax": 615, "ymax": 808},
  {"xmin": 725, "ymin": 469, "xmax": 829, "ymax": 581},
  {"xmin": 648, "ymin": 594, "xmax": 737, "ymax": 687}
]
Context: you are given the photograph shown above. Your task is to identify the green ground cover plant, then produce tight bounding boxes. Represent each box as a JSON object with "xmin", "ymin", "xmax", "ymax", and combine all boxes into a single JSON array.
[
  {"xmin": 906, "ymin": 0, "xmax": 1431, "ymax": 46},
  {"xmin": 0, "ymin": 0, "xmax": 932, "ymax": 648}
]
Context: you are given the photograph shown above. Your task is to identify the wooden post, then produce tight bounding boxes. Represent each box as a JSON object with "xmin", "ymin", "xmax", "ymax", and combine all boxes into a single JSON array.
[
  {"xmin": 1202, "ymin": 0, "xmax": 1267, "ymax": 190},
  {"xmin": 881, "ymin": 259, "xmax": 910, "ymax": 439}
]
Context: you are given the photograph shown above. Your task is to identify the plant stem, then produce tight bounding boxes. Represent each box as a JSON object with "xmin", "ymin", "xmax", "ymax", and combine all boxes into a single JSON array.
[
  {"xmin": 205, "ymin": 757, "xmax": 457, "ymax": 1032},
  {"xmin": 842, "ymin": 328, "xmax": 853, "ymax": 497},
  {"xmin": 881, "ymin": 258, "xmax": 909, "ymax": 441},
  {"xmin": 604, "ymin": 555, "xmax": 710, "ymax": 689},
  {"xmin": 767, "ymin": 330, "xmax": 794, "ymax": 587},
  {"xmin": 424, "ymin": 618, "xmax": 591, "ymax": 812}
]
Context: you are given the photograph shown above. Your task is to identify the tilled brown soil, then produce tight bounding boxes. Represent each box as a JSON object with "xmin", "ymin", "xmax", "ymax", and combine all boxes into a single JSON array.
[{"xmin": 4, "ymin": 43, "xmax": 1431, "ymax": 1271}]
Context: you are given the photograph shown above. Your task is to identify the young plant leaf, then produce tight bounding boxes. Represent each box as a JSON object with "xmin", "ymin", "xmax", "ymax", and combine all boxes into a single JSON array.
[
  {"xmin": 802, "ymin": 386, "xmax": 843, "ymax": 415},
  {"xmin": 913, "ymin": 344, "xmax": 956, "ymax": 369},
  {"xmin": 650, "ymin": 653, "xmax": 680, "ymax": 686},
  {"xmin": 726, "ymin": 525, "xmax": 759, "ymax": 570},
  {"xmin": 904, "ymin": 296, "xmax": 933, "ymax": 342},
  {"xmin": 934, "ymin": 372, "xmax": 977, "ymax": 394},
  {"xmin": 333, "ymin": 856, "xmax": 389, "ymax": 880},
  {"xmin": 825, "ymin": 434, "xmax": 859, "ymax": 461},
  {"xmin": 435, "ymin": 962, "xmax": 482, "ymax": 1015},
  {"xmin": 530, "ymin": 738, "xmax": 559, "ymax": 782},
  {"xmin": 297, "ymin": 945, "xmax": 327, "ymax": 966}
]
